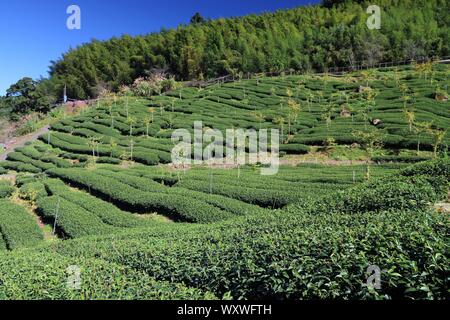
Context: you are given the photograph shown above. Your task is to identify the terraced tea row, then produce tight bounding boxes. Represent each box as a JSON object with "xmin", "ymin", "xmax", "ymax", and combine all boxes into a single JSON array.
[
  {"xmin": 0, "ymin": 159, "xmax": 446, "ymax": 300},
  {"xmin": 0, "ymin": 200, "xmax": 43, "ymax": 250},
  {"xmin": 1, "ymin": 65, "xmax": 447, "ymax": 175}
]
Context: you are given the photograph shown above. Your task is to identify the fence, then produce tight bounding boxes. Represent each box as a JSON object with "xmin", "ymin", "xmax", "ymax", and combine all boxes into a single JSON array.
[
  {"xmin": 59, "ymin": 55, "xmax": 450, "ymax": 104},
  {"xmin": 185, "ymin": 55, "xmax": 450, "ymax": 88}
]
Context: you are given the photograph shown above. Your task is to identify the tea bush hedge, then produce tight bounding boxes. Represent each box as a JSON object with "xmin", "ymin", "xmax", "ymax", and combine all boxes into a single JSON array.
[
  {"xmin": 41, "ymin": 159, "xmax": 449, "ymax": 300},
  {"xmin": 96, "ymin": 169, "xmax": 263, "ymax": 216},
  {"xmin": 0, "ymin": 181, "xmax": 14, "ymax": 199},
  {"xmin": 46, "ymin": 168, "xmax": 234, "ymax": 223},
  {"xmin": 0, "ymin": 251, "xmax": 216, "ymax": 300},
  {"xmin": 291, "ymin": 175, "xmax": 446, "ymax": 215},
  {"xmin": 175, "ymin": 178, "xmax": 296, "ymax": 208},
  {"xmin": 289, "ymin": 159, "xmax": 449, "ymax": 214},
  {"xmin": 0, "ymin": 200, "xmax": 43, "ymax": 250},
  {"xmin": 399, "ymin": 158, "xmax": 450, "ymax": 180},
  {"xmin": 44, "ymin": 179, "xmax": 155, "ymax": 228},
  {"xmin": 0, "ymin": 160, "xmax": 41, "ymax": 173},
  {"xmin": 372, "ymin": 155, "xmax": 432, "ymax": 163},
  {"xmin": 19, "ymin": 182, "xmax": 48, "ymax": 201},
  {"xmin": 279, "ymin": 143, "xmax": 310, "ymax": 154},
  {"xmin": 46, "ymin": 207, "xmax": 448, "ymax": 300},
  {"xmin": 36, "ymin": 196, "xmax": 117, "ymax": 238},
  {"xmin": 6, "ymin": 152, "xmax": 55, "ymax": 171}
]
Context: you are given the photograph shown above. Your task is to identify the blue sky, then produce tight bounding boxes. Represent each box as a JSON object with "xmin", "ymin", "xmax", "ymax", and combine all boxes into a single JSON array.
[{"xmin": 0, "ymin": 0, "xmax": 319, "ymax": 95}]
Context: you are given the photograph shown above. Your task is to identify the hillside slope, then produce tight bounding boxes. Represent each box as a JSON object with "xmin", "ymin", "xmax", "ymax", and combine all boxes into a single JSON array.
[
  {"xmin": 49, "ymin": 0, "xmax": 450, "ymax": 99},
  {"xmin": 0, "ymin": 159, "xmax": 448, "ymax": 299},
  {"xmin": 1, "ymin": 64, "xmax": 448, "ymax": 176},
  {"xmin": 0, "ymin": 63, "xmax": 448, "ymax": 300}
]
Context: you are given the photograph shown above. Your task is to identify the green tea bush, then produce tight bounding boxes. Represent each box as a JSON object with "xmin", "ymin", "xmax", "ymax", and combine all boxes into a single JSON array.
[
  {"xmin": 372, "ymin": 155, "xmax": 432, "ymax": 163},
  {"xmin": 175, "ymin": 178, "xmax": 295, "ymax": 208},
  {"xmin": 399, "ymin": 158, "xmax": 450, "ymax": 180},
  {"xmin": 60, "ymin": 152, "xmax": 89, "ymax": 162},
  {"xmin": 15, "ymin": 173, "xmax": 46, "ymax": 187},
  {"xmin": 6, "ymin": 152, "xmax": 55, "ymax": 171},
  {"xmin": 44, "ymin": 179, "xmax": 154, "ymax": 228},
  {"xmin": 36, "ymin": 196, "xmax": 117, "ymax": 238},
  {"xmin": 47, "ymin": 207, "xmax": 448, "ymax": 300},
  {"xmin": 109, "ymin": 171, "xmax": 261, "ymax": 216},
  {"xmin": 0, "ymin": 251, "xmax": 216, "ymax": 300},
  {"xmin": 46, "ymin": 168, "xmax": 234, "ymax": 223},
  {"xmin": 0, "ymin": 200, "xmax": 43, "ymax": 250},
  {"xmin": 41, "ymin": 132, "xmax": 163, "ymax": 166},
  {"xmin": 15, "ymin": 146, "xmax": 42, "ymax": 159},
  {"xmin": 293, "ymin": 175, "xmax": 444, "ymax": 215},
  {"xmin": 96, "ymin": 157, "xmax": 121, "ymax": 164},
  {"xmin": 0, "ymin": 160, "xmax": 42, "ymax": 174},
  {"xmin": 0, "ymin": 181, "xmax": 14, "ymax": 199},
  {"xmin": 0, "ymin": 237, "xmax": 6, "ymax": 251},
  {"xmin": 279, "ymin": 143, "xmax": 310, "ymax": 154},
  {"xmin": 39, "ymin": 155, "xmax": 72, "ymax": 168},
  {"xmin": 19, "ymin": 182, "xmax": 48, "ymax": 201}
]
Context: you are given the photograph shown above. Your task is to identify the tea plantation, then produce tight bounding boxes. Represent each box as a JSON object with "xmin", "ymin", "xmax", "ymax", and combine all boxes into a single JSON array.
[{"xmin": 0, "ymin": 65, "xmax": 448, "ymax": 300}]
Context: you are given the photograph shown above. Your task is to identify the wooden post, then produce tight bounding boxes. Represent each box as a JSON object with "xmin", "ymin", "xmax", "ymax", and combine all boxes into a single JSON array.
[
  {"xmin": 209, "ymin": 165, "xmax": 213, "ymax": 194},
  {"xmin": 53, "ymin": 196, "xmax": 61, "ymax": 235}
]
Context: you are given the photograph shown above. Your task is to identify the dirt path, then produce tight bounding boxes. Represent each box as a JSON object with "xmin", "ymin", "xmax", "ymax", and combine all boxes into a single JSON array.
[
  {"xmin": 0, "ymin": 125, "xmax": 50, "ymax": 161},
  {"xmin": 279, "ymin": 157, "xmax": 368, "ymax": 166},
  {"xmin": 0, "ymin": 174, "xmax": 17, "ymax": 181},
  {"xmin": 435, "ymin": 191, "xmax": 450, "ymax": 214},
  {"xmin": 435, "ymin": 202, "xmax": 450, "ymax": 214}
]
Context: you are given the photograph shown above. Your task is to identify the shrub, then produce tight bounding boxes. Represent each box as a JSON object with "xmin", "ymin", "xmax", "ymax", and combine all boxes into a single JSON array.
[
  {"xmin": 399, "ymin": 158, "xmax": 450, "ymax": 180},
  {"xmin": 6, "ymin": 152, "xmax": 55, "ymax": 171},
  {"xmin": 0, "ymin": 161, "xmax": 42, "ymax": 174},
  {"xmin": 96, "ymin": 157, "xmax": 121, "ymax": 164},
  {"xmin": 36, "ymin": 195, "xmax": 117, "ymax": 239},
  {"xmin": 0, "ymin": 200, "xmax": 43, "ymax": 250},
  {"xmin": 19, "ymin": 182, "xmax": 48, "ymax": 201},
  {"xmin": 175, "ymin": 177, "xmax": 300, "ymax": 208},
  {"xmin": 0, "ymin": 236, "xmax": 6, "ymax": 251},
  {"xmin": 372, "ymin": 155, "xmax": 432, "ymax": 163},
  {"xmin": 279, "ymin": 143, "xmax": 310, "ymax": 154},
  {"xmin": 39, "ymin": 155, "xmax": 72, "ymax": 168},
  {"xmin": 15, "ymin": 173, "xmax": 46, "ymax": 187},
  {"xmin": 47, "ymin": 207, "xmax": 449, "ymax": 300},
  {"xmin": 132, "ymin": 77, "xmax": 158, "ymax": 97},
  {"xmin": 44, "ymin": 179, "xmax": 153, "ymax": 228},
  {"xmin": 0, "ymin": 251, "xmax": 216, "ymax": 300},
  {"xmin": 96, "ymin": 169, "xmax": 263, "ymax": 216},
  {"xmin": 131, "ymin": 73, "xmax": 177, "ymax": 97},
  {"xmin": 46, "ymin": 168, "xmax": 234, "ymax": 223},
  {"xmin": 292, "ymin": 175, "xmax": 444, "ymax": 215},
  {"xmin": 0, "ymin": 181, "xmax": 14, "ymax": 198}
]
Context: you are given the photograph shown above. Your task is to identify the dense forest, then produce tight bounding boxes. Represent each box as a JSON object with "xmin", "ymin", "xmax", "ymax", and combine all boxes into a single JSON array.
[{"xmin": 1, "ymin": 0, "xmax": 449, "ymax": 110}]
